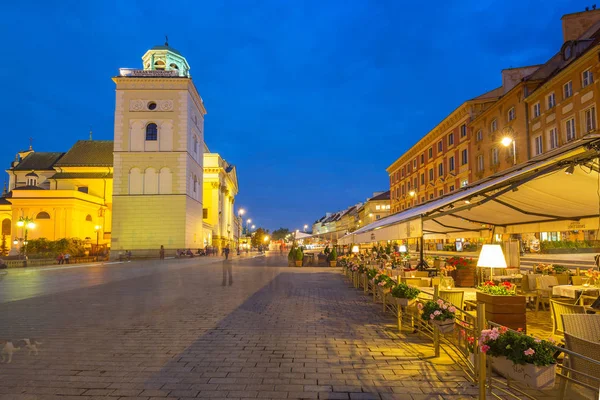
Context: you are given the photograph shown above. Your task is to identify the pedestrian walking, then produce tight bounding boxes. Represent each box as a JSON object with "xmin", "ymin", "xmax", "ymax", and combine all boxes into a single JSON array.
[
  {"xmin": 159, "ymin": 245, "xmax": 165, "ymax": 260},
  {"xmin": 56, "ymin": 253, "xmax": 63, "ymax": 265},
  {"xmin": 224, "ymin": 245, "xmax": 230, "ymax": 260},
  {"xmin": 64, "ymin": 253, "xmax": 70, "ymax": 264},
  {"xmin": 127, "ymin": 250, "xmax": 132, "ymax": 261}
]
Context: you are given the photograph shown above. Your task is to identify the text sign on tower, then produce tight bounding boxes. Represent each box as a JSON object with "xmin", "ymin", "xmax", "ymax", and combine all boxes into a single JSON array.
[{"xmin": 119, "ymin": 68, "xmax": 179, "ymax": 77}]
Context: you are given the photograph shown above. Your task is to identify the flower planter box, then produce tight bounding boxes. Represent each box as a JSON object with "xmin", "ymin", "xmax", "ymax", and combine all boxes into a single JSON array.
[
  {"xmin": 294, "ymin": 260, "xmax": 303, "ymax": 267},
  {"xmin": 393, "ymin": 297, "xmax": 416, "ymax": 307},
  {"xmin": 476, "ymin": 292, "xmax": 526, "ymax": 332},
  {"xmin": 431, "ymin": 319, "xmax": 455, "ymax": 333},
  {"xmin": 329, "ymin": 261, "xmax": 337, "ymax": 267},
  {"xmin": 450, "ymin": 265, "xmax": 477, "ymax": 287},
  {"xmin": 492, "ymin": 356, "xmax": 556, "ymax": 390}
]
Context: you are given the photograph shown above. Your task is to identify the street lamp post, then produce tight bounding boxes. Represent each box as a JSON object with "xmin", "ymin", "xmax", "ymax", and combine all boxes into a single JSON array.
[
  {"xmin": 16, "ymin": 217, "xmax": 35, "ymax": 267},
  {"xmin": 303, "ymin": 224, "xmax": 308, "ymax": 232},
  {"xmin": 246, "ymin": 218, "xmax": 252, "ymax": 234},
  {"xmin": 501, "ymin": 136, "xmax": 516, "ymax": 165},
  {"xmin": 237, "ymin": 209, "xmax": 245, "ymax": 255},
  {"xmin": 94, "ymin": 225, "xmax": 102, "ymax": 261}
]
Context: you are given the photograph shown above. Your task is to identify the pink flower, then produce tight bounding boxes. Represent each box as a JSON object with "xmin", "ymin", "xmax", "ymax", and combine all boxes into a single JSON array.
[
  {"xmin": 480, "ymin": 345, "xmax": 490, "ymax": 353},
  {"xmin": 430, "ymin": 314, "xmax": 435, "ymax": 320},
  {"xmin": 436, "ymin": 299, "xmax": 444, "ymax": 306},
  {"xmin": 442, "ymin": 304, "xmax": 448, "ymax": 310},
  {"xmin": 448, "ymin": 306, "xmax": 456, "ymax": 313},
  {"xmin": 488, "ymin": 328, "xmax": 500, "ymax": 340},
  {"xmin": 417, "ymin": 303, "xmax": 423, "ymax": 310},
  {"xmin": 433, "ymin": 310, "xmax": 441, "ymax": 316},
  {"xmin": 534, "ymin": 338, "xmax": 541, "ymax": 343},
  {"xmin": 524, "ymin": 348, "xmax": 535, "ymax": 356}
]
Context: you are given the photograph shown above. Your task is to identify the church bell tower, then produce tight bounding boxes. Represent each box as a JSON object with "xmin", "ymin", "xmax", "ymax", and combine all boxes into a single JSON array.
[{"xmin": 110, "ymin": 41, "xmax": 206, "ymax": 257}]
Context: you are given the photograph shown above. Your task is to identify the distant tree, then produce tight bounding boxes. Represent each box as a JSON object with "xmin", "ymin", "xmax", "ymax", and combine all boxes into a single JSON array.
[
  {"xmin": 251, "ymin": 228, "xmax": 269, "ymax": 248},
  {"xmin": 0, "ymin": 234, "xmax": 7, "ymax": 256},
  {"xmin": 272, "ymin": 228, "xmax": 290, "ymax": 241}
]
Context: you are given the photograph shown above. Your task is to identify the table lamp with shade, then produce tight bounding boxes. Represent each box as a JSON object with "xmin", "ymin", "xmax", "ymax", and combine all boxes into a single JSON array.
[
  {"xmin": 476, "ymin": 244, "xmax": 507, "ymax": 281},
  {"xmin": 351, "ymin": 245, "xmax": 360, "ymax": 254},
  {"xmin": 399, "ymin": 244, "xmax": 407, "ymax": 253}
]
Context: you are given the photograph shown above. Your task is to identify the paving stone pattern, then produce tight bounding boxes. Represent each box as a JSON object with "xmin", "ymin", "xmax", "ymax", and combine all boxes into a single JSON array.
[{"xmin": 0, "ymin": 255, "xmax": 480, "ymax": 399}]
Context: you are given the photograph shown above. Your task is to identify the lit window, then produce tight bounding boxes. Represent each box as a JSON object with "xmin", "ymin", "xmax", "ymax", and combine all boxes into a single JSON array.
[
  {"xmin": 490, "ymin": 119, "xmax": 497, "ymax": 132},
  {"xmin": 534, "ymin": 135, "xmax": 543, "ymax": 156},
  {"xmin": 375, "ymin": 205, "xmax": 381, "ymax": 210},
  {"xmin": 461, "ymin": 179, "xmax": 468, "ymax": 187},
  {"xmin": 146, "ymin": 123, "xmax": 158, "ymax": 141},
  {"xmin": 448, "ymin": 133, "xmax": 454, "ymax": 146},
  {"xmin": 460, "ymin": 124, "xmax": 467, "ymax": 138},
  {"xmin": 413, "ymin": 159, "xmax": 417, "ymax": 169},
  {"xmin": 549, "ymin": 128, "xmax": 559, "ymax": 149},
  {"xmin": 564, "ymin": 81, "xmax": 573, "ymax": 99},
  {"xmin": 585, "ymin": 106, "xmax": 596, "ymax": 133},
  {"xmin": 508, "ymin": 107, "xmax": 515, "ymax": 121},
  {"xmin": 449, "ymin": 156, "xmax": 455, "ymax": 171},
  {"xmin": 547, "ymin": 93, "xmax": 555, "ymax": 109},
  {"xmin": 476, "ymin": 129, "xmax": 483, "ymax": 142},
  {"xmin": 461, "ymin": 149, "xmax": 468, "ymax": 165},
  {"xmin": 449, "ymin": 185, "xmax": 455, "ymax": 192},
  {"xmin": 533, "ymin": 103, "xmax": 541, "ymax": 118},
  {"xmin": 565, "ymin": 118, "xmax": 576, "ymax": 141},
  {"xmin": 583, "ymin": 69, "xmax": 594, "ymax": 87}
]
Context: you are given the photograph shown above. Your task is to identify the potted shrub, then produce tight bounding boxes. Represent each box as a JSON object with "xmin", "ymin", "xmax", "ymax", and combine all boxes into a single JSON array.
[
  {"xmin": 294, "ymin": 247, "xmax": 304, "ymax": 267},
  {"xmin": 287, "ymin": 247, "xmax": 296, "ymax": 267},
  {"xmin": 480, "ymin": 326, "xmax": 556, "ymax": 389},
  {"xmin": 328, "ymin": 247, "xmax": 338, "ymax": 267},
  {"xmin": 391, "ymin": 282, "xmax": 421, "ymax": 306},
  {"xmin": 476, "ymin": 281, "xmax": 526, "ymax": 332},
  {"xmin": 446, "ymin": 256, "xmax": 477, "ymax": 287},
  {"xmin": 418, "ymin": 299, "xmax": 457, "ymax": 333}
]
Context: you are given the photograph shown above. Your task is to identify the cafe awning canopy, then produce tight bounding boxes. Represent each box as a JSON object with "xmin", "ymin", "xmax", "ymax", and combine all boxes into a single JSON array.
[{"xmin": 339, "ymin": 135, "xmax": 600, "ymax": 245}]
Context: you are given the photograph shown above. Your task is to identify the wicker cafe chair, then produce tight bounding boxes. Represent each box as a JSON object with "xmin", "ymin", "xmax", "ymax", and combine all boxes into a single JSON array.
[
  {"xmin": 519, "ymin": 274, "xmax": 539, "ymax": 314},
  {"xmin": 562, "ymin": 333, "xmax": 600, "ymax": 398},
  {"xmin": 571, "ymin": 275, "xmax": 588, "ymax": 286},
  {"xmin": 536, "ymin": 275, "xmax": 559, "ymax": 312},
  {"xmin": 562, "ymin": 314, "xmax": 600, "ymax": 341},
  {"xmin": 550, "ymin": 300, "xmax": 586, "ymax": 338},
  {"xmin": 439, "ymin": 290, "xmax": 464, "ymax": 310}
]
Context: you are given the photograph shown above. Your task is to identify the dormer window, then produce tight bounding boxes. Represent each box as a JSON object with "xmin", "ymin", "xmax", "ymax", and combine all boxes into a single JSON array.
[
  {"xmin": 154, "ymin": 60, "xmax": 165, "ymax": 70},
  {"xmin": 170, "ymin": 63, "xmax": 179, "ymax": 70},
  {"xmin": 26, "ymin": 171, "xmax": 38, "ymax": 186}
]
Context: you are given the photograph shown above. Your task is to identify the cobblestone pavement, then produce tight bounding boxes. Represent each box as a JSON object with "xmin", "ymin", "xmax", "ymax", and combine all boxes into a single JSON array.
[{"xmin": 0, "ymin": 254, "xmax": 479, "ymax": 399}]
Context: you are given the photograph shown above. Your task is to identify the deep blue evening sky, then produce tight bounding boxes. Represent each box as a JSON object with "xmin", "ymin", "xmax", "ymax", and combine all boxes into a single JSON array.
[{"xmin": 0, "ymin": 1, "xmax": 585, "ymax": 231}]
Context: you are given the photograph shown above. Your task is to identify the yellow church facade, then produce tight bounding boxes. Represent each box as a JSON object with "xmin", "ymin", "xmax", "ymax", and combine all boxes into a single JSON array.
[{"xmin": 0, "ymin": 43, "xmax": 240, "ymax": 258}]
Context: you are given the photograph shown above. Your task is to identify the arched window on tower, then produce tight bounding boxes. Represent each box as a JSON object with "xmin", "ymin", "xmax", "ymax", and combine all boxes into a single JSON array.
[
  {"xmin": 154, "ymin": 60, "xmax": 165, "ymax": 70},
  {"xmin": 85, "ymin": 214, "xmax": 93, "ymax": 222},
  {"xmin": 170, "ymin": 63, "xmax": 179, "ymax": 70},
  {"xmin": 146, "ymin": 123, "xmax": 158, "ymax": 141},
  {"xmin": 36, "ymin": 212, "xmax": 50, "ymax": 220},
  {"xmin": 1, "ymin": 218, "xmax": 11, "ymax": 235}
]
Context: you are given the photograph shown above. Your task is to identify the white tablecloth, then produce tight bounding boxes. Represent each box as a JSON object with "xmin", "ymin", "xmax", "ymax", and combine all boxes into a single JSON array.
[{"xmin": 552, "ymin": 285, "xmax": 600, "ymax": 299}]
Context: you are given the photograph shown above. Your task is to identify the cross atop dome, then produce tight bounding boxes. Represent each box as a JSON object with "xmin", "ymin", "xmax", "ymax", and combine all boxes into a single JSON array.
[{"xmin": 141, "ymin": 38, "xmax": 190, "ymax": 77}]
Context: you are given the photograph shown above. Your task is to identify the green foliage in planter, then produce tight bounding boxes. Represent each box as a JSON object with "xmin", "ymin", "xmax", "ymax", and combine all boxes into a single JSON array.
[
  {"xmin": 295, "ymin": 247, "xmax": 304, "ymax": 261},
  {"xmin": 288, "ymin": 247, "xmax": 296, "ymax": 261},
  {"xmin": 385, "ymin": 244, "xmax": 392, "ymax": 255},
  {"xmin": 21, "ymin": 237, "xmax": 86, "ymax": 258},
  {"xmin": 480, "ymin": 327, "xmax": 556, "ymax": 367},
  {"xmin": 324, "ymin": 245, "xmax": 330, "ymax": 255},
  {"xmin": 373, "ymin": 274, "xmax": 395, "ymax": 288},
  {"xmin": 540, "ymin": 240, "xmax": 599, "ymax": 253},
  {"xmin": 478, "ymin": 281, "xmax": 516, "ymax": 296},
  {"xmin": 328, "ymin": 247, "xmax": 337, "ymax": 261},
  {"xmin": 552, "ymin": 264, "xmax": 570, "ymax": 273},
  {"xmin": 391, "ymin": 282, "xmax": 420, "ymax": 300},
  {"xmin": 366, "ymin": 268, "xmax": 378, "ymax": 280}
]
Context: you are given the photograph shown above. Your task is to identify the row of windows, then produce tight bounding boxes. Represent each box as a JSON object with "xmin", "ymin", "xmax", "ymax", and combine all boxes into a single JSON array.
[
  {"xmin": 531, "ymin": 108, "xmax": 596, "ymax": 156},
  {"xmin": 532, "ymin": 70, "xmax": 593, "ymax": 119},
  {"xmin": 392, "ymin": 149, "xmax": 470, "ymax": 187}
]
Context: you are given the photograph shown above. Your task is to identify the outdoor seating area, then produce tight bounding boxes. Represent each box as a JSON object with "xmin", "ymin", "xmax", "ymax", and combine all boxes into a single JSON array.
[{"xmin": 338, "ymin": 252, "xmax": 600, "ymax": 399}]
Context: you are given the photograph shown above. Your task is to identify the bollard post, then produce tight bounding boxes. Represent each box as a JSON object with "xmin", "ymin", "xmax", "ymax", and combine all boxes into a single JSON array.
[{"xmin": 477, "ymin": 302, "xmax": 487, "ymax": 400}]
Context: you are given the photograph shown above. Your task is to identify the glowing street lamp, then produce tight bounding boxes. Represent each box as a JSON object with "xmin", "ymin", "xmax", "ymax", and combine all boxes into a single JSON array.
[
  {"xmin": 501, "ymin": 136, "xmax": 516, "ymax": 165},
  {"xmin": 15, "ymin": 216, "xmax": 35, "ymax": 267},
  {"xmin": 94, "ymin": 225, "xmax": 102, "ymax": 259},
  {"xmin": 409, "ymin": 190, "xmax": 416, "ymax": 197},
  {"xmin": 304, "ymin": 224, "xmax": 308, "ymax": 232}
]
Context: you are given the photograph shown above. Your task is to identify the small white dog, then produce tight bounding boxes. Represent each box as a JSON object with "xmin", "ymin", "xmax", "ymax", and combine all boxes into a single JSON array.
[
  {"xmin": 20, "ymin": 339, "xmax": 42, "ymax": 356},
  {"xmin": 1, "ymin": 341, "xmax": 20, "ymax": 363}
]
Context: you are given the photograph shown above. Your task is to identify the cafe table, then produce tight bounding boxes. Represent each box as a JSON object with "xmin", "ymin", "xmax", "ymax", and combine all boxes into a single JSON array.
[{"xmin": 552, "ymin": 284, "xmax": 600, "ymax": 299}]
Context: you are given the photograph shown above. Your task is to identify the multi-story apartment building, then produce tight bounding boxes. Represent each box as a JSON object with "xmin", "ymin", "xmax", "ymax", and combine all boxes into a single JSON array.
[
  {"xmin": 525, "ymin": 12, "xmax": 600, "ymax": 161},
  {"xmin": 357, "ymin": 191, "xmax": 391, "ymax": 228},
  {"xmin": 387, "ymin": 93, "xmax": 500, "ymax": 213},
  {"xmin": 470, "ymin": 67, "xmax": 542, "ymax": 181}
]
